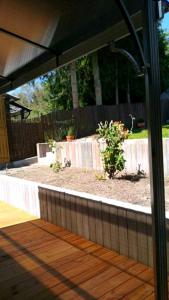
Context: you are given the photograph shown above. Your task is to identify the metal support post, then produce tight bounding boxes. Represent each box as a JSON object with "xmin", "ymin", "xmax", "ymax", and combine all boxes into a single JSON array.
[{"xmin": 144, "ymin": 1, "xmax": 168, "ymax": 299}]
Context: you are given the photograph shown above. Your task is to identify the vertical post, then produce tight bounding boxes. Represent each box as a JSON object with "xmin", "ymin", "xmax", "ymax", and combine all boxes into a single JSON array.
[
  {"xmin": 70, "ymin": 61, "xmax": 79, "ymax": 109},
  {"xmin": 0, "ymin": 95, "xmax": 10, "ymax": 164},
  {"xmin": 92, "ymin": 52, "xmax": 102, "ymax": 105},
  {"xmin": 144, "ymin": 1, "xmax": 168, "ymax": 299}
]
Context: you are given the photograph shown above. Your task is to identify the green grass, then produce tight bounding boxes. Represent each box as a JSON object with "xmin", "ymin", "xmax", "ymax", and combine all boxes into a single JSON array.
[{"xmin": 128, "ymin": 125, "xmax": 169, "ymax": 139}]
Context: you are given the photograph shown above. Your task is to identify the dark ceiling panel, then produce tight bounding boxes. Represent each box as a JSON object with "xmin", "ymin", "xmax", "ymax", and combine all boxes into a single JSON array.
[{"xmin": 0, "ymin": 0, "xmax": 144, "ymax": 93}]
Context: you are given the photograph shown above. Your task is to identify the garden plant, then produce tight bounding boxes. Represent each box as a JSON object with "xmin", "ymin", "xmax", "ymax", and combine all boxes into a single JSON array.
[{"xmin": 97, "ymin": 121, "xmax": 128, "ymax": 178}]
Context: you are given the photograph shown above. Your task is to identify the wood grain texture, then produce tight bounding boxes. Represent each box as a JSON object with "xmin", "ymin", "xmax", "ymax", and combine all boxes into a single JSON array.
[
  {"xmin": 127, "ymin": 210, "xmax": 138, "ymax": 261},
  {"xmin": 0, "ymin": 181, "xmax": 156, "ymax": 272},
  {"xmin": 0, "ymin": 97, "xmax": 10, "ymax": 163},
  {"xmin": 0, "ymin": 216, "xmax": 156, "ymax": 300},
  {"xmin": 38, "ymin": 187, "xmax": 155, "ymax": 268}
]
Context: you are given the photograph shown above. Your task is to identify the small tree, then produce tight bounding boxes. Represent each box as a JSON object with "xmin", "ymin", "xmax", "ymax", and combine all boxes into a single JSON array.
[{"xmin": 97, "ymin": 121, "xmax": 128, "ymax": 178}]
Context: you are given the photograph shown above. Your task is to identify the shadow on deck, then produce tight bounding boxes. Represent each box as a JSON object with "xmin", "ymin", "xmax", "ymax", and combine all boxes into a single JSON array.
[{"xmin": 0, "ymin": 215, "xmax": 155, "ymax": 300}]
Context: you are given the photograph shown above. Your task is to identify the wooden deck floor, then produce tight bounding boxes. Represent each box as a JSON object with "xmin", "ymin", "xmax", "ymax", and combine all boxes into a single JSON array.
[
  {"xmin": 0, "ymin": 216, "xmax": 155, "ymax": 300},
  {"xmin": 0, "ymin": 201, "xmax": 36, "ymax": 228}
]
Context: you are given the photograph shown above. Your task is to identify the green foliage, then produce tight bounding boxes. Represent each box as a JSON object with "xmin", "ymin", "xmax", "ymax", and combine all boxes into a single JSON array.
[
  {"xmin": 97, "ymin": 121, "xmax": 128, "ymax": 178},
  {"xmin": 50, "ymin": 161, "xmax": 62, "ymax": 173},
  {"xmin": 14, "ymin": 26, "xmax": 169, "ymax": 117},
  {"xmin": 41, "ymin": 67, "xmax": 72, "ymax": 112},
  {"xmin": 67, "ymin": 125, "xmax": 76, "ymax": 136},
  {"xmin": 39, "ymin": 56, "xmax": 95, "ymax": 112},
  {"xmin": 48, "ymin": 139, "xmax": 56, "ymax": 153},
  {"xmin": 98, "ymin": 33, "xmax": 145, "ymax": 104},
  {"xmin": 128, "ymin": 125, "xmax": 169, "ymax": 139},
  {"xmin": 158, "ymin": 28, "xmax": 169, "ymax": 92},
  {"xmin": 76, "ymin": 56, "xmax": 95, "ymax": 107},
  {"xmin": 95, "ymin": 172, "xmax": 106, "ymax": 181}
]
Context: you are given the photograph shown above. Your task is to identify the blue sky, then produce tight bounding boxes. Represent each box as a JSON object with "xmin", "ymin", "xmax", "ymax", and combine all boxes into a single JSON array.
[{"xmin": 162, "ymin": 12, "xmax": 169, "ymax": 30}]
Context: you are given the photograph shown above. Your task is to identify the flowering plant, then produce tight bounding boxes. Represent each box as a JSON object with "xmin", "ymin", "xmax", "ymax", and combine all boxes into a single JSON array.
[{"xmin": 97, "ymin": 121, "xmax": 128, "ymax": 178}]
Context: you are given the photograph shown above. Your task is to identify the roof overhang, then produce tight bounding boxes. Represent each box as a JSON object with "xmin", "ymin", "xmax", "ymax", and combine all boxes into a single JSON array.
[{"xmin": 0, "ymin": 0, "xmax": 144, "ymax": 93}]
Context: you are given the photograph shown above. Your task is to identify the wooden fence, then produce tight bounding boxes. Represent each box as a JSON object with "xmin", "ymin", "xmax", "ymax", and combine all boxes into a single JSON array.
[
  {"xmin": 41, "ymin": 103, "xmax": 146, "ymax": 139},
  {"xmin": 7, "ymin": 103, "xmax": 145, "ymax": 161},
  {"xmin": 8, "ymin": 119, "xmax": 44, "ymax": 161}
]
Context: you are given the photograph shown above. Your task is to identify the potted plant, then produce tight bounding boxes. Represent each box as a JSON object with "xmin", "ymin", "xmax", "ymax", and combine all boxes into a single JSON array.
[
  {"xmin": 66, "ymin": 125, "xmax": 76, "ymax": 141},
  {"xmin": 137, "ymin": 118, "xmax": 145, "ymax": 129}
]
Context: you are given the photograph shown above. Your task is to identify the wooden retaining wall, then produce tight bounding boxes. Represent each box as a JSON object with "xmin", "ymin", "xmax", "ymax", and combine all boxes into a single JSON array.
[
  {"xmin": 38, "ymin": 185, "xmax": 155, "ymax": 269},
  {"xmin": 37, "ymin": 138, "xmax": 169, "ymax": 175},
  {"xmin": 1, "ymin": 174, "xmax": 169, "ymax": 270}
]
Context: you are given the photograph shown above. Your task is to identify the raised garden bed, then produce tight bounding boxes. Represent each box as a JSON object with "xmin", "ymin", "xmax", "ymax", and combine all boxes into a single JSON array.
[{"xmin": 1, "ymin": 170, "xmax": 169, "ymax": 271}]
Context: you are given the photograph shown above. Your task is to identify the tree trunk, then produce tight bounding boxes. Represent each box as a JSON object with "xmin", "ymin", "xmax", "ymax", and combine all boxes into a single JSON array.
[
  {"xmin": 92, "ymin": 52, "xmax": 102, "ymax": 105},
  {"xmin": 70, "ymin": 61, "xmax": 79, "ymax": 109}
]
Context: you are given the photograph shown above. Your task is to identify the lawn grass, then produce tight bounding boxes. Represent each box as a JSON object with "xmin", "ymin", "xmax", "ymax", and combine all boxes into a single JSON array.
[{"xmin": 128, "ymin": 125, "xmax": 169, "ymax": 139}]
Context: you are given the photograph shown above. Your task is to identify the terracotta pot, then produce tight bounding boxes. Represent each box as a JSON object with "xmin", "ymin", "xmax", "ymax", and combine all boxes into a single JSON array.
[
  {"xmin": 137, "ymin": 122, "xmax": 145, "ymax": 128},
  {"xmin": 66, "ymin": 135, "xmax": 75, "ymax": 142}
]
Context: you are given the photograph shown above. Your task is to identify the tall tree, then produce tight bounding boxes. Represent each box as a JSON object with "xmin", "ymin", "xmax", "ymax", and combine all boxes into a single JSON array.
[
  {"xmin": 70, "ymin": 61, "xmax": 79, "ymax": 109},
  {"xmin": 14, "ymin": 27, "xmax": 169, "ymax": 117},
  {"xmin": 92, "ymin": 52, "xmax": 102, "ymax": 105},
  {"xmin": 158, "ymin": 27, "xmax": 169, "ymax": 92}
]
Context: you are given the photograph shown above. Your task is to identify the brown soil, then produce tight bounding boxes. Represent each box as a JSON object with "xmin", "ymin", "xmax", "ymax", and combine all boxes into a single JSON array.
[{"xmin": 4, "ymin": 164, "xmax": 169, "ymax": 210}]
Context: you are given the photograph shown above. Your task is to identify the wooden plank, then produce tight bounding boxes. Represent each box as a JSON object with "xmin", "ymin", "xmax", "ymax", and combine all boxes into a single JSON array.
[
  {"xmin": 87, "ymin": 199, "xmax": 96, "ymax": 242},
  {"xmin": 70, "ymin": 195, "xmax": 77, "ymax": 234},
  {"xmin": 46, "ymin": 190, "xmax": 52, "ymax": 223},
  {"xmin": 0, "ymin": 209, "xmax": 159, "ymax": 300},
  {"xmin": 127, "ymin": 210, "xmax": 138, "ymax": 261},
  {"xmin": 50, "ymin": 190, "xmax": 57, "ymax": 225},
  {"xmin": 137, "ymin": 212, "xmax": 148, "ymax": 265},
  {"xmin": 65, "ymin": 193, "xmax": 72, "ymax": 232},
  {"xmin": 54, "ymin": 191, "xmax": 61, "ymax": 226},
  {"xmin": 102, "ymin": 277, "xmax": 143, "ymax": 300},
  {"xmin": 94, "ymin": 201, "xmax": 103, "ymax": 245},
  {"xmin": 39, "ymin": 188, "xmax": 46, "ymax": 220},
  {"xmin": 147, "ymin": 214, "xmax": 153, "ymax": 267},
  {"xmin": 74, "ymin": 196, "xmax": 82, "ymax": 236},
  {"xmin": 60, "ymin": 192, "xmax": 66, "ymax": 228},
  {"xmin": 123, "ymin": 284, "xmax": 154, "ymax": 300},
  {"xmin": 118, "ymin": 208, "xmax": 129, "ymax": 256},
  {"xmin": 0, "ymin": 97, "xmax": 10, "ymax": 163},
  {"xmin": 102, "ymin": 203, "xmax": 111, "ymax": 249},
  {"xmin": 81, "ymin": 197, "xmax": 90, "ymax": 240},
  {"xmin": 109, "ymin": 205, "xmax": 119, "ymax": 252}
]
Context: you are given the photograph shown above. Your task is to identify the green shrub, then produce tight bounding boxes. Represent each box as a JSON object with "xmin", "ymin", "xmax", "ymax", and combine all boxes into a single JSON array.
[
  {"xmin": 48, "ymin": 139, "xmax": 56, "ymax": 153},
  {"xmin": 50, "ymin": 161, "xmax": 62, "ymax": 173},
  {"xmin": 97, "ymin": 121, "xmax": 128, "ymax": 178}
]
